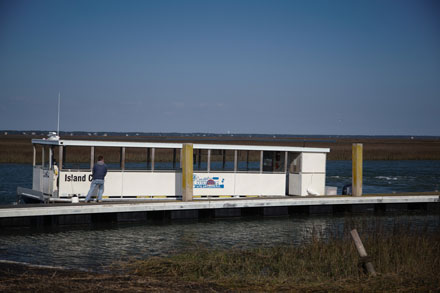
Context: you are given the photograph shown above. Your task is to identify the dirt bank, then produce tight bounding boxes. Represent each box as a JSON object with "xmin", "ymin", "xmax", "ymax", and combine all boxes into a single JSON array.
[{"xmin": 1, "ymin": 134, "xmax": 439, "ymax": 163}]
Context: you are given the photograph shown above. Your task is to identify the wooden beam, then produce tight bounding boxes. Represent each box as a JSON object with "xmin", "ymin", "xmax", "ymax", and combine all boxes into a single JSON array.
[
  {"xmin": 350, "ymin": 229, "xmax": 376, "ymax": 276},
  {"xmin": 352, "ymin": 143, "xmax": 363, "ymax": 196},
  {"xmin": 181, "ymin": 143, "xmax": 193, "ymax": 201}
]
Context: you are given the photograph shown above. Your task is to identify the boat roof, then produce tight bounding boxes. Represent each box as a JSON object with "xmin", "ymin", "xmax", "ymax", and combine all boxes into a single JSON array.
[{"xmin": 31, "ymin": 139, "xmax": 330, "ymax": 153}]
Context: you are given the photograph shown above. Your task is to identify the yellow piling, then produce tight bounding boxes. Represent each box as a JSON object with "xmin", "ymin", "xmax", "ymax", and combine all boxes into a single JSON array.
[
  {"xmin": 352, "ymin": 143, "xmax": 363, "ymax": 196},
  {"xmin": 181, "ymin": 143, "xmax": 193, "ymax": 201}
]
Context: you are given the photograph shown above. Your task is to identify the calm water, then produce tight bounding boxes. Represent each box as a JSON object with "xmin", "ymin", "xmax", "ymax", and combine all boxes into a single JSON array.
[
  {"xmin": 0, "ymin": 161, "xmax": 439, "ymax": 271},
  {"xmin": 326, "ymin": 160, "xmax": 440, "ymax": 194},
  {"xmin": 0, "ymin": 214, "xmax": 439, "ymax": 272}
]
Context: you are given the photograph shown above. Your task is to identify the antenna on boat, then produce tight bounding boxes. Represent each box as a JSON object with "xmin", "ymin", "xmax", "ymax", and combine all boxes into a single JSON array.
[
  {"xmin": 57, "ymin": 92, "xmax": 60, "ymax": 137},
  {"xmin": 48, "ymin": 92, "xmax": 61, "ymax": 140}
]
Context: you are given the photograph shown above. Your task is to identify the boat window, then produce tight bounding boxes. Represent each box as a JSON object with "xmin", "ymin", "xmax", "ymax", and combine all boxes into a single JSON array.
[
  {"xmin": 52, "ymin": 146, "xmax": 61, "ymax": 169},
  {"xmin": 237, "ymin": 150, "xmax": 260, "ymax": 171},
  {"xmin": 288, "ymin": 152, "xmax": 301, "ymax": 173},
  {"xmin": 125, "ymin": 147, "xmax": 149, "ymax": 170},
  {"xmin": 44, "ymin": 146, "xmax": 51, "ymax": 168},
  {"xmin": 94, "ymin": 147, "xmax": 121, "ymax": 170},
  {"xmin": 154, "ymin": 148, "xmax": 180, "ymax": 170},
  {"xmin": 210, "ymin": 150, "xmax": 234, "ymax": 171},
  {"xmin": 263, "ymin": 151, "xmax": 285, "ymax": 173},
  {"xmin": 193, "ymin": 149, "xmax": 208, "ymax": 171},
  {"xmin": 63, "ymin": 146, "xmax": 91, "ymax": 170},
  {"xmin": 34, "ymin": 145, "xmax": 43, "ymax": 167}
]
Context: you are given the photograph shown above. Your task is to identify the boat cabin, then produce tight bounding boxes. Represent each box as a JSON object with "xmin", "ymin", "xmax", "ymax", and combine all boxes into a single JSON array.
[{"xmin": 24, "ymin": 138, "xmax": 330, "ymax": 202}]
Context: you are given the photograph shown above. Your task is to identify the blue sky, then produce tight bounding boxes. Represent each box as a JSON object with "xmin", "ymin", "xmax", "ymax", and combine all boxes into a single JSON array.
[{"xmin": 1, "ymin": 0, "xmax": 439, "ymax": 135}]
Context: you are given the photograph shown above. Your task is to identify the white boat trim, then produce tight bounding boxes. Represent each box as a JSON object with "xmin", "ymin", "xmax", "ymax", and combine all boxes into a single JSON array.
[{"xmin": 31, "ymin": 139, "xmax": 330, "ymax": 153}]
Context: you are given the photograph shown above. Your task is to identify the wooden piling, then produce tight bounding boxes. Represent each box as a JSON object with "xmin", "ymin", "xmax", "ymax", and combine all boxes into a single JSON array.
[
  {"xmin": 181, "ymin": 143, "xmax": 193, "ymax": 201},
  {"xmin": 350, "ymin": 229, "xmax": 376, "ymax": 276},
  {"xmin": 352, "ymin": 143, "xmax": 363, "ymax": 196}
]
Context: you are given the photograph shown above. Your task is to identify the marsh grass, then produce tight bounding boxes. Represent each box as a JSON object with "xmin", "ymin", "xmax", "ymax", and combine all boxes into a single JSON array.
[
  {"xmin": 127, "ymin": 225, "xmax": 440, "ymax": 292},
  {"xmin": 1, "ymin": 135, "xmax": 440, "ymax": 163},
  {"xmin": 0, "ymin": 223, "xmax": 439, "ymax": 292}
]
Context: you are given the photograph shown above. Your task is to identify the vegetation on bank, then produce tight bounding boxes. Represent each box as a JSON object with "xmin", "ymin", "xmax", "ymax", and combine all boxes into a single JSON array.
[
  {"xmin": 126, "ymin": 226, "xmax": 440, "ymax": 292},
  {"xmin": 1, "ymin": 225, "xmax": 439, "ymax": 292},
  {"xmin": 1, "ymin": 134, "xmax": 440, "ymax": 164}
]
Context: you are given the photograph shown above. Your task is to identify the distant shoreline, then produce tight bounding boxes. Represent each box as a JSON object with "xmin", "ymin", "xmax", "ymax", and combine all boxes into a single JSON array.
[
  {"xmin": 1, "ymin": 130, "xmax": 439, "ymax": 139},
  {"xmin": 1, "ymin": 134, "xmax": 439, "ymax": 163}
]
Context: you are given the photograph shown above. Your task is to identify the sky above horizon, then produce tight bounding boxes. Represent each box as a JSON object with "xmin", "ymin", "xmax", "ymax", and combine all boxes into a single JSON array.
[{"xmin": 1, "ymin": 0, "xmax": 439, "ymax": 136}]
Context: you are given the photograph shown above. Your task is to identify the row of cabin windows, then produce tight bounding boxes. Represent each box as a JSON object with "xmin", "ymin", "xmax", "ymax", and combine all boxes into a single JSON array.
[{"xmin": 34, "ymin": 146, "xmax": 302, "ymax": 173}]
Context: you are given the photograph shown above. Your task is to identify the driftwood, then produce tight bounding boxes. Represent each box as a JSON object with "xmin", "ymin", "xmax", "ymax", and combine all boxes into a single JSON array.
[{"xmin": 350, "ymin": 229, "xmax": 377, "ymax": 276}]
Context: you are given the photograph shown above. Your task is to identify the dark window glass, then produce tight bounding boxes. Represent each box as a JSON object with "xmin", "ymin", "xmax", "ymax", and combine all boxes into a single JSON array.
[
  {"xmin": 288, "ymin": 152, "xmax": 301, "ymax": 173},
  {"xmin": 193, "ymin": 149, "xmax": 208, "ymax": 171},
  {"xmin": 125, "ymin": 147, "xmax": 149, "ymax": 170},
  {"xmin": 210, "ymin": 150, "xmax": 234, "ymax": 171},
  {"xmin": 154, "ymin": 148, "xmax": 180, "ymax": 170},
  {"xmin": 237, "ymin": 150, "xmax": 260, "ymax": 172},
  {"xmin": 63, "ymin": 146, "xmax": 91, "ymax": 170},
  {"xmin": 263, "ymin": 151, "xmax": 286, "ymax": 173},
  {"xmin": 95, "ymin": 147, "xmax": 121, "ymax": 170}
]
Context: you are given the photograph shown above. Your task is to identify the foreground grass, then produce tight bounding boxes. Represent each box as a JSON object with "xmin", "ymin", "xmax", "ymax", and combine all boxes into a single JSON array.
[
  {"xmin": 128, "ymin": 229, "xmax": 440, "ymax": 292},
  {"xmin": 1, "ymin": 228, "xmax": 439, "ymax": 292}
]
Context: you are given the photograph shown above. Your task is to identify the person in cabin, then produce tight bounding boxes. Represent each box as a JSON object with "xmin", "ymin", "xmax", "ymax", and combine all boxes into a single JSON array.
[{"xmin": 85, "ymin": 155, "xmax": 108, "ymax": 203}]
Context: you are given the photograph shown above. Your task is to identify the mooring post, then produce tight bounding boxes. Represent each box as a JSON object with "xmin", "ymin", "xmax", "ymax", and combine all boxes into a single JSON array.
[
  {"xmin": 350, "ymin": 229, "xmax": 377, "ymax": 276},
  {"xmin": 181, "ymin": 143, "xmax": 193, "ymax": 201},
  {"xmin": 352, "ymin": 143, "xmax": 363, "ymax": 196}
]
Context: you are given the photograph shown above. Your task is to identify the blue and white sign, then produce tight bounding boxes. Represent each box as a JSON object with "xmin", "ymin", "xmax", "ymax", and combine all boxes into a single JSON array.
[{"xmin": 193, "ymin": 174, "xmax": 225, "ymax": 189}]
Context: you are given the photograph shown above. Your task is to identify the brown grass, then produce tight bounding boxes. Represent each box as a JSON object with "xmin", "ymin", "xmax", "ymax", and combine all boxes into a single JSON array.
[
  {"xmin": 127, "ymin": 226, "xmax": 440, "ymax": 292},
  {"xmin": 1, "ymin": 134, "xmax": 439, "ymax": 163},
  {"xmin": 1, "ymin": 225, "xmax": 438, "ymax": 292}
]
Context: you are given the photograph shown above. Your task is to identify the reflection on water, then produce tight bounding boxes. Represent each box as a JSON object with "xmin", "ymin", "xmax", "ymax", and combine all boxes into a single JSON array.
[{"xmin": 0, "ymin": 212, "xmax": 439, "ymax": 272}]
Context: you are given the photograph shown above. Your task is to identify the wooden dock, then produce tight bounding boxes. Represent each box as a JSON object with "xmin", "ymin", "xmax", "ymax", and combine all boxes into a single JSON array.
[{"xmin": 1, "ymin": 193, "xmax": 439, "ymax": 227}]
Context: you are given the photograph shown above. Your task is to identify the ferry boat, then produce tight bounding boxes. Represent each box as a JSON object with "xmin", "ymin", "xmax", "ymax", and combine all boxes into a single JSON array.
[{"xmin": 17, "ymin": 134, "xmax": 330, "ymax": 203}]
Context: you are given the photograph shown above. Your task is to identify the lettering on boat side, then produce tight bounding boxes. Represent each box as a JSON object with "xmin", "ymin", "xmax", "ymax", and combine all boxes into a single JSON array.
[
  {"xmin": 64, "ymin": 174, "xmax": 93, "ymax": 182},
  {"xmin": 193, "ymin": 175, "xmax": 225, "ymax": 189}
]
